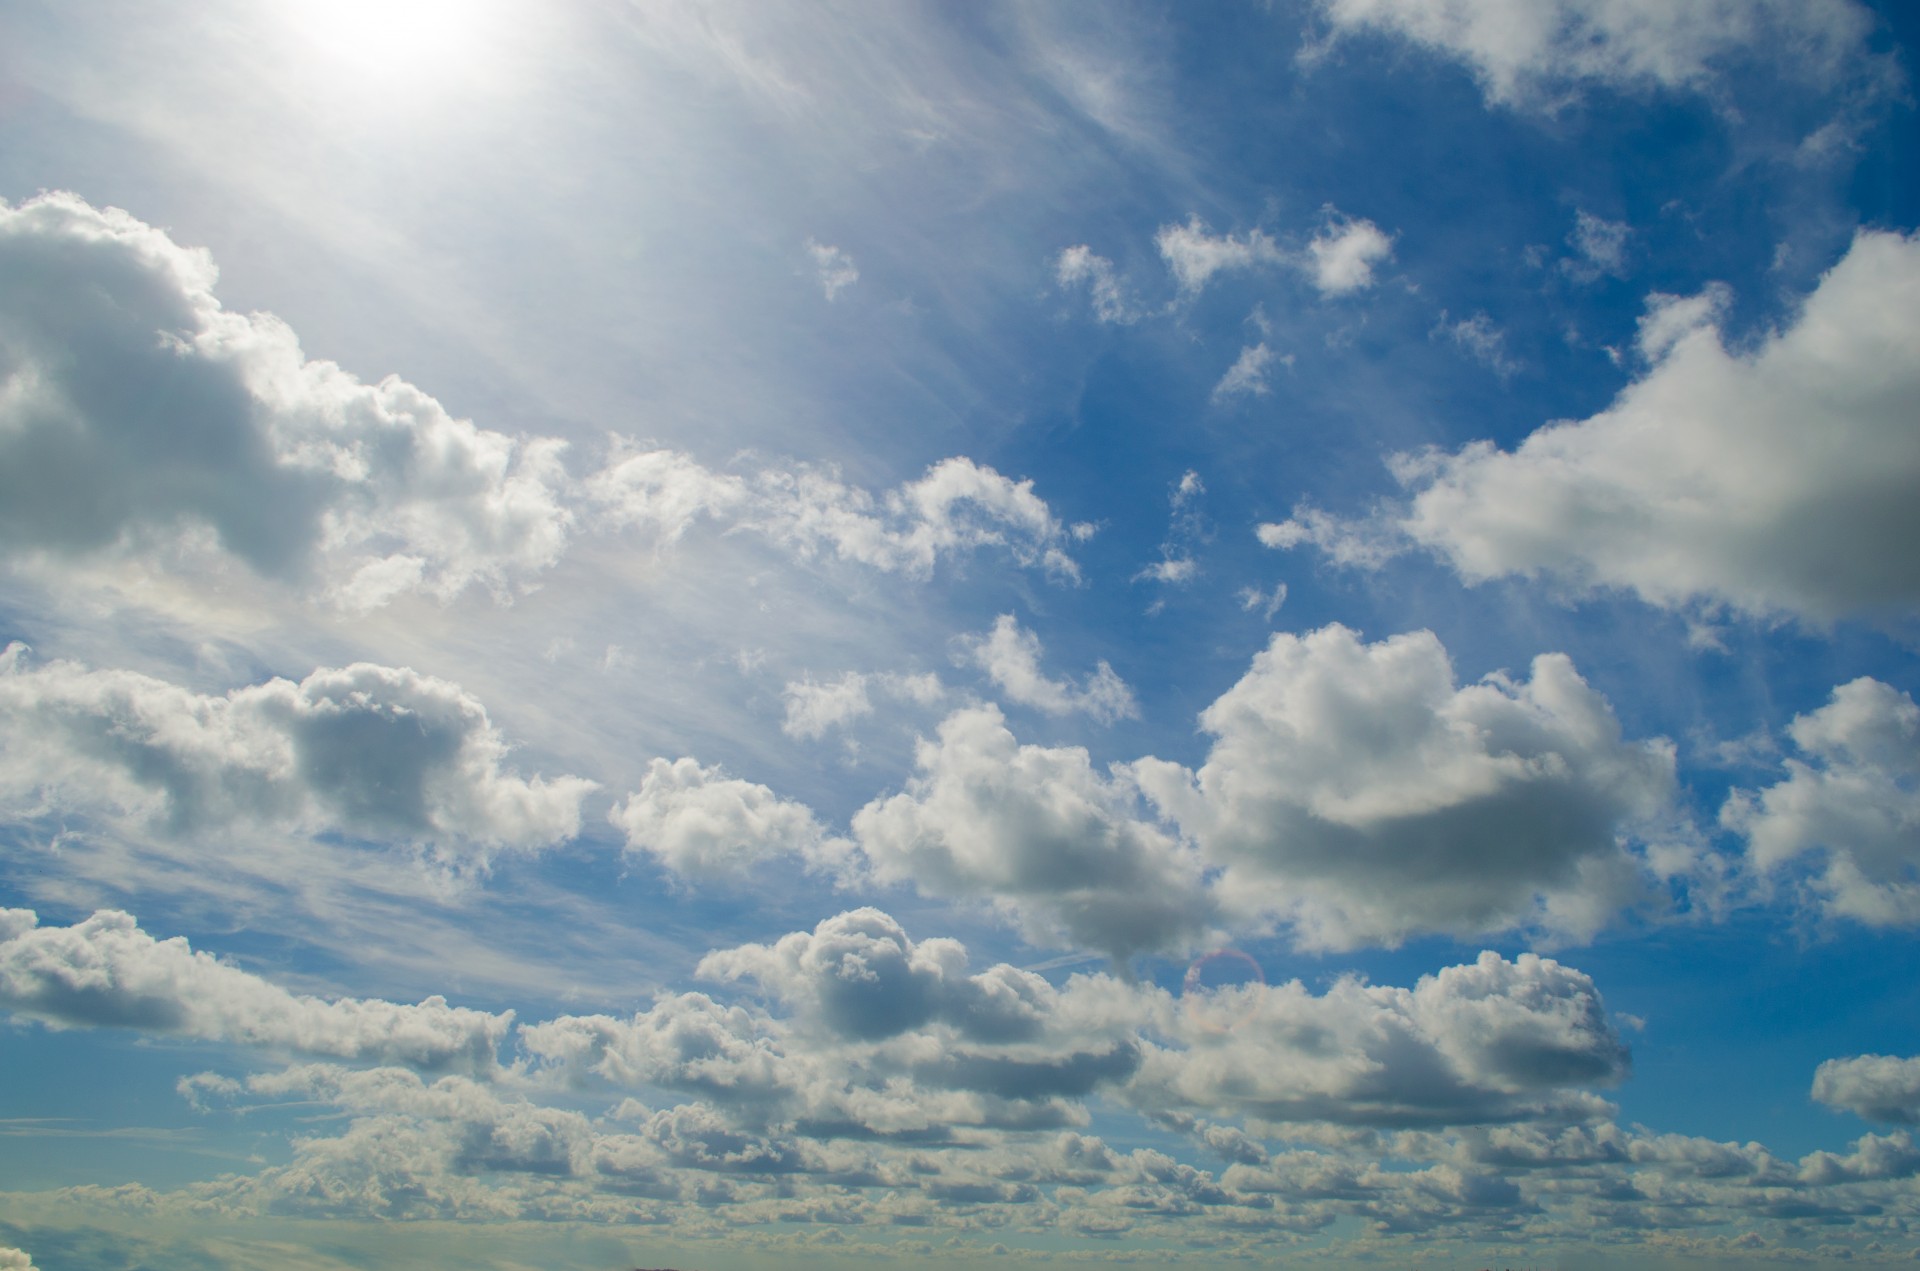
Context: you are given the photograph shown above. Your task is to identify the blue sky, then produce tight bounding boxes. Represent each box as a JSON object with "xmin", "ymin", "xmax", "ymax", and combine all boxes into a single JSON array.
[{"xmin": 1, "ymin": 1, "xmax": 1919, "ymax": 1267}]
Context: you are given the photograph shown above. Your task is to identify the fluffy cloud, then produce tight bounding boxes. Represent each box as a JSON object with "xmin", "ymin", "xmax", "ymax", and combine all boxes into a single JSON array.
[
  {"xmin": 1723, "ymin": 677, "xmax": 1920, "ymax": 925},
  {"xmin": 1136, "ymin": 625, "xmax": 1677, "ymax": 949},
  {"xmin": 0, "ymin": 910, "xmax": 508, "ymax": 1073},
  {"xmin": 1267, "ymin": 231, "xmax": 1920, "ymax": 624},
  {"xmin": 0, "ymin": 1250, "xmax": 32, "ymax": 1271},
  {"xmin": 1131, "ymin": 951, "xmax": 1628, "ymax": 1126},
  {"xmin": 0, "ymin": 192, "xmax": 574, "ymax": 608},
  {"xmin": 1314, "ymin": 0, "xmax": 1880, "ymax": 107},
  {"xmin": 960, "ymin": 614, "xmax": 1137, "ymax": 724},
  {"xmin": 1813, "ymin": 1054, "xmax": 1920, "ymax": 1124},
  {"xmin": 1304, "ymin": 212, "xmax": 1394, "ymax": 295},
  {"xmin": 696, "ymin": 908, "xmax": 1058, "ymax": 1044},
  {"xmin": 852, "ymin": 707, "xmax": 1213, "ymax": 963},
  {"xmin": 0, "ymin": 645, "xmax": 595, "ymax": 866},
  {"xmin": 1155, "ymin": 218, "xmax": 1286, "ymax": 295},
  {"xmin": 610, "ymin": 757, "xmax": 853, "ymax": 885}
]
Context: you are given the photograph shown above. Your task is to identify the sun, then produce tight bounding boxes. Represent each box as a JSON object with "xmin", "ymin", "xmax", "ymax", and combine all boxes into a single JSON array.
[{"xmin": 282, "ymin": 0, "xmax": 499, "ymax": 97}]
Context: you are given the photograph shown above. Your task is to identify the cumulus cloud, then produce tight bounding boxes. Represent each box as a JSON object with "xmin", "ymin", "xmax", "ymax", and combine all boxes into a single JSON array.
[
  {"xmin": 609, "ymin": 757, "xmax": 854, "ymax": 886},
  {"xmin": 1313, "ymin": 0, "xmax": 1881, "ymax": 108},
  {"xmin": 0, "ymin": 192, "xmax": 575, "ymax": 608},
  {"xmin": 1135, "ymin": 624, "xmax": 1678, "ymax": 949},
  {"xmin": 1055, "ymin": 245, "xmax": 1141, "ymax": 323},
  {"xmin": 1155, "ymin": 218, "xmax": 1286, "ymax": 295},
  {"xmin": 0, "ymin": 645, "xmax": 595, "ymax": 866},
  {"xmin": 1813, "ymin": 1054, "xmax": 1920, "ymax": 1124},
  {"xmin": 1722, "ymin": 677, "xmax": 1920, "ymax": 926},
  {"xmin": 1131, "ymin": 951, "xmax": 1628, "ymax": 1126},
  {"xmin": 805, "ymin": 239, "xmax": 859, "ymax": 300},
  {"xmin": 1304, "ymin": 211, "xmax": 1395, "ymax": 295},
  {"xmin": 1212, "ymin": 343, "xmax": 1280, "ymax": 401},
  {"xmin": 853, "ymin": 706, "xmax": 1212, "ymax": 964},
  {"xmin": 0, "ymin": 909, "xmax": 508, "ymax": 1072},
  {"xmin": 960, "ymin": 614, "xmax": 1137, "ymax": 724},
  {"xmin": 0, "ymin": 1249, "xmax": 33, "ymax": 1271},
  {"xmin": 696, "ymin": 908, "xmax": 1058, "ymax": 1044},
  {"xmin": 1267, "ymin": 231, "xmax": 1920, "ymax": 624}
]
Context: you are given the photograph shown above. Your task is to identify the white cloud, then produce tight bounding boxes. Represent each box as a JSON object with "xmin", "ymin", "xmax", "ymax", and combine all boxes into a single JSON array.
[
  {"xmin": 1276, "ymin": 231, "xmax": 1920, "ymax": 624},
  {"xmin": 0, "ymin": 193, "xmax": 576, "ymax": 609},
  {"xmin": 610, "ymin": 757, "xmax": 854, "ymax": 886},
  {"xmin": 1813, "ymin": 1054, "xmax": 1920, "ymax": 1124},
  {"xmin": 1722, "ymin": 677, "xmax": 1920, "ymax": 926},
  {"xmin": 1135, "ymin": 624, "xmax": 1678, "ymax": 949},
  {"xmin": 805, "ymin": 239, "xmax": 859, "ymax": 300},
  {"xmin": 1130, "ymin": 950, "xmax": 1628, "ymax": 1126},
  {"xmin": 0, "ymin": 645, "xmax": 595, "ymax": 866},
  {"xmin": 696, "ymin": 908, "xmax": 1057, "ymax": 1044},
  {"xmin": 1304, "ymin": 211, "xmax": 1395, "ymax": 295},
  {"xmin": 852, "ymin": 706, "xmax": 1212, "ymax": 963},
  {"xmin": 1565, "ymin": 209, "xmax": 1631, "ymax": 280},
  {"xmin": 1434, "ymin": 311, "xmax": 1520, "ymax": 378},
  {"xmin": 960, "ymin": 614, "xmax": 1137, "ymax": 724},
  {"xmin": 0, "ymin": 910, "xmax": 508, "ymax": 1073},
  {"xmin": 781, "ymin": 672, "xmax": 876, "ymax": 740},
  {"xmin": 583, "ymin": 444, "xmax": 750, "ymax": 544},
  {"xmin": 588, "ymin": 448, "xmax": 1084, "ymax": 581},
  {"xmin": 748, "ymin": 456, "xmax": 1084, "ymax": 581},
  {"xmin": 781, "ymin": 670, "xmax": 944, "ymax": 740},
  {"xmin": 1055, "ymin": 245, "xmax": 1140, "ymax": 323},
  {"xmin": 1212, "ymin": 343, "xmax": 1279, "ymax": 401},
  {"xmin": 1314, "ymin": 0, "xmax": 1880, "ymax": 108},
  {"xmin": 0, "ymin": 1249, "xmax": 34, "ymax": 1271},
  {"xmin": 1155, "ymin": 218, "xmax": 1286, "ymax": 295}
]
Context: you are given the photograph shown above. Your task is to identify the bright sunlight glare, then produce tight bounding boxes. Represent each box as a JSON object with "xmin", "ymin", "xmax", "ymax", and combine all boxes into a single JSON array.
[{"xmin": 283, "ymin": 0, "xmax": 498, "ymax": 96}]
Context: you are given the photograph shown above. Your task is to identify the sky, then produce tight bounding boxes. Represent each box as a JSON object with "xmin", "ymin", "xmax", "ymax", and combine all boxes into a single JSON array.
[{"xmin": 0, "ymin": 0, "xmax": 1918, "ymax": 1267}]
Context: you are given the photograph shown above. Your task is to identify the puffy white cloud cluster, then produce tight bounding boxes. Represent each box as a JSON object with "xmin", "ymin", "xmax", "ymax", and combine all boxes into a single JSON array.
[
  {"xmin": 0, "ymin": 1248, "xmax": 33, "ymax": 1271},
  {"xmin": 0, "ymin": 645, "xmax": 594, "ymax": 865},
  {"xmin": 609, "ymin": 757, "xmax": 854, "ymax": 886},
  {"xmin": 960, "ymin": 614, "xmax": 1136, "ymax": 724},
  {"xmin": 0, "ymin": 194, "xmax": 1086, "ymax": 612},
  {"xmin": 0, "ymin": 192, "xmax": 575, "ymax": 609},
  {"xmin": 1314, "ymin": 0, "xmax": 1880, "ymax": 107},
  {"xmin": 1138, "ymin": 625, "xmax": 1677, "ymax": 949},
  {"xmin": 1813, "ymin": 1054, "xmax": 1920, "ymax": 1124},
  {"xmin": 1304, "ymin": 211, "xmax": 1396, "ymax": 295},
  {"xmin": 588, "ymin": 448, "xmax": 1084, "ymax": 581},
  {"xmin": 851, "ymin": 706, "xmax": 1213, "ymax": 963},
  {"xmin": 1155, "ymin": 218, "xmax": 1287, "ymax": 295},
  {"xmin": 1723, "ymin": 677, "xmax": 1920, "ymax": 925},
  {"xmin": 0, "ymin": 909, "xmax": 508, "ymax": 1073},
  {"xmin": 1265, "ymin": 231, "xmax": 1920, "ymax": 624},
  {"xmin": 1129, "ymin": 951, "xmax": 1628, "ymax": 1127},
  {"xmin": 1156, "ymin": 211, "xmax": 1393, "ymax": 300}
]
